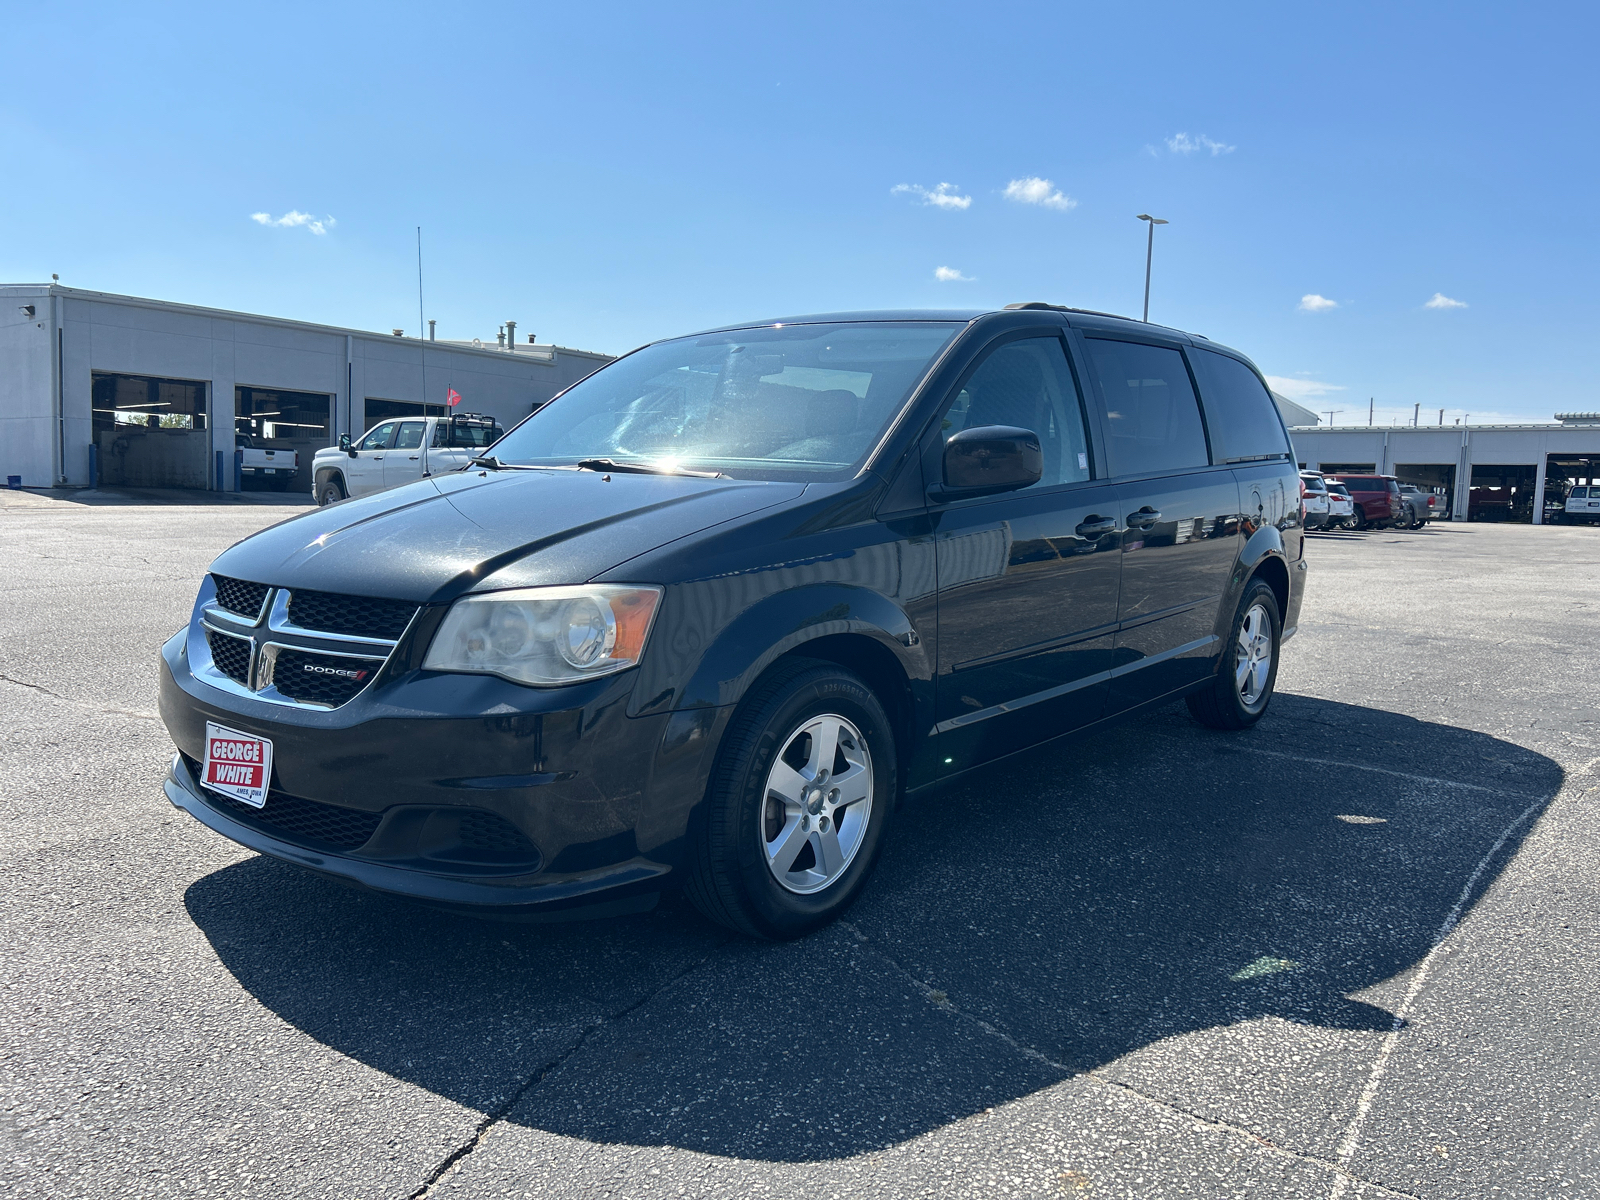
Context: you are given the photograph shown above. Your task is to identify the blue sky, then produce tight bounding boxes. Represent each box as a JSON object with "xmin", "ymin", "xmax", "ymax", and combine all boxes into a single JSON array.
[{"xmin": 3, "ymin": 1, "xmax": 1594, "ymax": 424}]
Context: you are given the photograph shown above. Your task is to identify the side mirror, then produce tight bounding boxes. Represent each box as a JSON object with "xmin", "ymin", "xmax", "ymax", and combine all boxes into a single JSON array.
[
  {"xmin": 934, "ymin": 425, "xmax": 1043, "ymax": 498},
  {"xmin": 339, "ymin": 433, "xmax": 354, "ymax": 457}
]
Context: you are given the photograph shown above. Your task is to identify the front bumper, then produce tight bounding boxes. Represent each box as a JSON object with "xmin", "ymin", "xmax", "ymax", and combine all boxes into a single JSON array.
[{"xmin": 159, "ymin": 629, "xmax": 727, "ymax": 913}]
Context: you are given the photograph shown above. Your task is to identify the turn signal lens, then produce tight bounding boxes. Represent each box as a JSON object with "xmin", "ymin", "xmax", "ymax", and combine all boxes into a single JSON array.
[{"xmin": 423, "ymin": 585, "xmax": 662, "ymax": 686}]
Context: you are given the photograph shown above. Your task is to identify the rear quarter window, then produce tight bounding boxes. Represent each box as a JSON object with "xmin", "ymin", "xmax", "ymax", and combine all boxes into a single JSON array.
[{"xmin": 1188, "ymin": 348, "xmax": 1292, "ymax": 463}]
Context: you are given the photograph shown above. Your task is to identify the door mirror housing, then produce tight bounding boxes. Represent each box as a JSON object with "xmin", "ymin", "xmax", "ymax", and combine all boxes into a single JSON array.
[
  {"xmin": 933, "ymin": 425, "xmax": 1043, "ymax": 499},
  {"xmin": 339, "ymin": 433, "xmax": 355, "ymax": 457}
]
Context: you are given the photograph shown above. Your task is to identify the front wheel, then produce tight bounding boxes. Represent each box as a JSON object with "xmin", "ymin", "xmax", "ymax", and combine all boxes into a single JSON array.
[
  {"xmin": 1187, "ymin": 580, "xmax": 1282, "ymax": 731},
  {"xmin": 686, "ymin": 658, "xmax": 897, "ymax": 939},
  {"xmin": 316, "ymin": 477, "xmax": 346, "ymax": 507}
]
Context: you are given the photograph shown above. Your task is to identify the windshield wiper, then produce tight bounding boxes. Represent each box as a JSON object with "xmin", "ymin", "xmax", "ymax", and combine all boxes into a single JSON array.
[
  {"xmin": 467, "ymin": 456, "xmax": 538, "ymax": 471},
  {"xmin": 574, "ymin": 458, "xmax": 723, "ymax": 478}
]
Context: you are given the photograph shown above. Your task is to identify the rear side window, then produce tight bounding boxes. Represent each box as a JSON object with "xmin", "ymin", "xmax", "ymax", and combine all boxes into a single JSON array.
[
  {"xmin": 1082, "ymin": 338, "xmax": 1208, "ymax": 476},
  {"xmin": 942, "ymin": 336, "xmax": 1091, "ymax": 488},
  {"xmin": 1188, "ymin": 348, "xmax": 1291, "ymax": 463},
  {"xmin": 394, "ymin": 421, "xmax": 427, "ymax": 450},
  {"xmin": 1334, "ymin": 476, "xmax": 1384, "ymax": 491},
  {"xmin": 450, "ymin": 421, "xmax": 501, "ymax": 449}
]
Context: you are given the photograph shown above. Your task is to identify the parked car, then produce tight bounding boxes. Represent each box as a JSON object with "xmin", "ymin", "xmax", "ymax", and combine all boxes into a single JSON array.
[
  {"xmin": 1325, "ymin": 474, "xmax": 1403, "ymax": 529},
  {"xmin": 1324, "ymin": 481, "xmax": 1355, "ymax": 528},
  {"xmin": 233, "ymin": 434, "xmax": 299, "ymax": 491},
  {"xmin": 159, "ymin": 304, "xmax": 1306, "ymax": 939},
  {"xmin": 1300, "ymin": 471, "xmax": 1331, "ymax": 530},
  {"xmin": 1396, "ymin": 484, "xmax": 1446, "ymax": 527},
  {"xmin": 1559, "ymin": 485, "xmax": 1600, "ymax": 524},
  {"xmin": 311, "ymin": 413, "xmax": 503, "ymax": 506}
]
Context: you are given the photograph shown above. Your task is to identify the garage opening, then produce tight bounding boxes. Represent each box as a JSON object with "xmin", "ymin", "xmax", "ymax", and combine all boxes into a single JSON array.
[
  {"xmin": 1468, "ymin": 464, "xmax": 1537, "ymax": 523},
  {"xmin": 92, "ymin": 373, "xmax": 210, "ymax": 488},
  {"xmin": 1393, "ymin": 463, "xmax": 1457, "ymax": 520},
  {"xmin": 1541, "ymin": 455, "xmax": 1600, "ymax": 523},
  {"xmin": 236, "ymin": 387, "xmax": 332, "ymax": 490}
]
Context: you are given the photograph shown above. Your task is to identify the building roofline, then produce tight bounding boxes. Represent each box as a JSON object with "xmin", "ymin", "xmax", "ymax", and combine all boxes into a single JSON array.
[
  {"xmin": 1290, "ymin": 423, "xmax": 1584, "ymax": 432},
  {"xmin": 0, "ymin": 283, "xmax": 614, "ymax": 363}
]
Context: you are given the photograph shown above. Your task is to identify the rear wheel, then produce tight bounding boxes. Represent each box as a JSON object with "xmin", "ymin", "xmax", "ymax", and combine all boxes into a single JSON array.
[
  {"xmin": 316, "ymin": 477, "xmax": 346, "ymax": 506},
  {"xmin": 686, "ymin": 658, "xmax": 896, "ymax": 939},
  {"xmin": 1187, "ymin": 580, "xmax": 1281, "ymax": 731}
]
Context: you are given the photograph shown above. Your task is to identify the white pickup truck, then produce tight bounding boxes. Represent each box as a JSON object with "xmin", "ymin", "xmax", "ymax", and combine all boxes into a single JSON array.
[
  {"xmin": 310, "ymin": 413, "xmax": 503, "ymax": 506},
  {"xmin": 234, "ymin": 435, "xmax": 300, "ymax": 491}
]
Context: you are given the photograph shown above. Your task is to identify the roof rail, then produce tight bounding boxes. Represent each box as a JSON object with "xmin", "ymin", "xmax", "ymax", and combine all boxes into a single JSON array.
[{"xmin": 1003, "ymin": 301, "xmax": 1141, "ymax": 322}]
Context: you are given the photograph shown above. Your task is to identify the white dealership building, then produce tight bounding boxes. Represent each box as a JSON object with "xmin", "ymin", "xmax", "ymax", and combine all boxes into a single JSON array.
[
  {"xmin": 1288, "ymin": 416, "xmax": 1600, "ymax": 524},
  {"xmin": 0, "ymin": 284, "xmax": 612, "ymax": 491}
]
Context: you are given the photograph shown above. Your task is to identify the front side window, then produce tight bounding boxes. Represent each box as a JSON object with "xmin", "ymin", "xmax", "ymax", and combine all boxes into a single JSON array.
[
  {"xmin": 489, "ymin": 321, "xmax": 963, "ymax": 480},
  {"xmin": 1571, "ymin": 487, "xmax": 1589, "ymax": 498},
  {"xmin": 941, "ymin": 336, "xmax": 1091, "ymax": 488},
  {"xmin": 357, "ymin": 422, "xmax": 399, "ymax": 451},
  {"xmin": 1082, "ymin": 338, "xmax": 1209, "ymax": 477}
]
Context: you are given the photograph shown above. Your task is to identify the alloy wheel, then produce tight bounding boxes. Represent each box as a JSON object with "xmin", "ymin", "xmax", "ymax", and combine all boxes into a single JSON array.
[
  {"xmin": 1235, "ymin": 602, "xmax": 1273, "ymax": 707},
  {"xmin": 759, "ymin": 713, "xmax": 874, "ymax": 895}
]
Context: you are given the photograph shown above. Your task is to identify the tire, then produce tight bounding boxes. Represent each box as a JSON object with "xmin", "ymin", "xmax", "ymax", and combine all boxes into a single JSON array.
[
  {"xmin": 1353, "ymin": 505, "xmax": 1370, "ymax": 530},
  {"xmin": 316, "ymin": 477, "xmax": 346, "ymax": 507},
  {"xmin": 685, "ymin": 658, "xmax": 897, "ymax": 940},
  {"xmin": 1186, "ymin": 579, "xmax": 1282, "ymax": 731}
]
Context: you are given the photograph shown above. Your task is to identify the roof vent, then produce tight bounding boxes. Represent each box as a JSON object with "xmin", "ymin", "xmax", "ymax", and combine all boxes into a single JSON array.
[
  {"xmin": 1555, "ymin": 413, "xmax": 1600, "ymax": 425},
  {"xmin": 392, "ymin": 329, "xmax": 404, "ymax": 337}
]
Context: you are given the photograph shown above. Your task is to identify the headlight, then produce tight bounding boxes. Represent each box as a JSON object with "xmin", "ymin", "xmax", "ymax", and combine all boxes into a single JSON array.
[{"xmin": 422, "ymin": 585, "xmax": 662, "ymax": 686}]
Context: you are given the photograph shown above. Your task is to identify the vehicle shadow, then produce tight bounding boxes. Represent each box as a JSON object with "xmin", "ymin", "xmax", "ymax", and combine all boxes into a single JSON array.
[{"xmin": 184, "ymin": 695, "xmax": 1559, "ymax": 1163}]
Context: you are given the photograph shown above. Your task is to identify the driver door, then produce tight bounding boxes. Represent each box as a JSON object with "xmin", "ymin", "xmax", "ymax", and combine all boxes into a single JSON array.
[{"xmin": 345, "ymin": 420, "xmax": 398, "ymax": 497}]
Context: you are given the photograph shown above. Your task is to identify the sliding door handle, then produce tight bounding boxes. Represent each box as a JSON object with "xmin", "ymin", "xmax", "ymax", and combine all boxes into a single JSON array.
[
  {"xmin": 1127, "ymin": 507, "xmax": 1162, "ymax": 530},
  {"xmin": 1075, "ymin": 516, "xmax": 1118, "ymax": 537}
]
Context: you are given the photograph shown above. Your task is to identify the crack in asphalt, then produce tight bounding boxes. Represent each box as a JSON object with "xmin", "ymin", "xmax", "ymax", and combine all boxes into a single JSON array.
[
  {"xmin": 838, "ymin": 921, "xmax": 1423, "ymax": 1200},
  {"xmin": 404, "ymin": 941, "xmax": 730, "ymax": 1199},
  {"xmin": 0, "ymin": 672, "xmax": 160, "ymax": 723}
]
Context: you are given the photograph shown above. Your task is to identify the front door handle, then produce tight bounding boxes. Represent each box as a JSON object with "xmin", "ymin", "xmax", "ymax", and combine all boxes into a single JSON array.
[
  {"xmin": 1127, "ymin": 507, "xmax": 1162, "ymax": 529},
  {"xmin": 1075, "ymin": 515, "xmax": 1118, "ymax": 538},
  {"xmin": 408, "ymin": 455, "xmax": 419, "ymax": 460}
]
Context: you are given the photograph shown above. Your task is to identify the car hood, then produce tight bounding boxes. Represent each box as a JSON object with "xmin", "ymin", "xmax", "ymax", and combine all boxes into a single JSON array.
[{"xmin": 209, "ymin": 468, "xmax": 807, "ymax": 602}]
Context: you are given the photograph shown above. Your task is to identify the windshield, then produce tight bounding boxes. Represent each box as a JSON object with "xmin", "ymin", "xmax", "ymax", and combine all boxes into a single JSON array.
[{"xmin": 489, "ymin": 321, "xmax": 963, "ymax": 480}]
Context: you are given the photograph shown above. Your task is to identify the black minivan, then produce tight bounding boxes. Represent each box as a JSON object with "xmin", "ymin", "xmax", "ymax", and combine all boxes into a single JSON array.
[{"xmin": 159, "ymin": 304, "xmax": 1306, "ymax": 938}]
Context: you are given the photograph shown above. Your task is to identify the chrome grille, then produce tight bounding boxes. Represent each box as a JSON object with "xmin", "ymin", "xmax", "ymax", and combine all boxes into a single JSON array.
[
  {"xmin": 268, "ymin": 647, "xmax": 379, "ymax": 707},
  {"xmin": 205, "ymin": 628, "xmax": 252, "ymax": 684},
  {"xmin": 212, "ymin": 575, "xmax": 270, "ymax": 620},
  {"xmin": 287, "ymin": 589, "xmax": 418, "ymax": 640},
  {"xmin": 197, "ymin": 579, "xmax": 413, "ymax": 710}
]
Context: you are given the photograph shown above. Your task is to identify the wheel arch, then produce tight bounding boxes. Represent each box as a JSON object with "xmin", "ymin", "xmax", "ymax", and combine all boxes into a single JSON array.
[{"xmin": 641, "ymin": 582, "xmax": 934, "ymax": 783}]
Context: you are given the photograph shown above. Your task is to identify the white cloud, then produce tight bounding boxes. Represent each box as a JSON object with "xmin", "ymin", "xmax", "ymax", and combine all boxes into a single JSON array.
[
  {"xmin": 1166, "ymin": 132, "xmax": 1235, "ymax": 156},
  {"xmin": 890, "ymin": 182, "xmax": 972, "ymax": 211},
  {"xmin": 1002, "ymin": 177, "xmax": 1076, "ymax": 211},
  {"xmin": 1425, "ymin": 292, "xmax": 1468, "ymax": 309},
  {"xmin": 251, "ymin": 210, "xmax": 336, "ymax": 235},
  {"xmin": 1264, "ymin": 375, "xmax": 1345, "ymax": 401},
  {"xmin": 1298, "ymin": 294, "xmax": 1339, "ymax": 312},
  {"xmin": 934, "ymin": 266, "xmax": 974, "ymax": 282}
]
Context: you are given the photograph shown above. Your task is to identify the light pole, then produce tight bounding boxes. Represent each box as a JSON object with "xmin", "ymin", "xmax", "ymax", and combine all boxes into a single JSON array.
[
  {"xmin": 1136, "ymin": 214, "xmax": 1168, "ymax": 322},
  {"xmin": 1323, "ymin": 410, "xmax": 1344, "ymax": 426}
]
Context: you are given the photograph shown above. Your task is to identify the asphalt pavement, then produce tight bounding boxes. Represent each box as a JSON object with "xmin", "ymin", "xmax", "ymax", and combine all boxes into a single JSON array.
[{"xmin": 1, "ymin": 490, "xmax": 1595, "ymax": 1199}]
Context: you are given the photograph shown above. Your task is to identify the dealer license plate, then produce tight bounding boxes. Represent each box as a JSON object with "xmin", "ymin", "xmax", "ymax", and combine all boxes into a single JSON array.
[{"xmin": 201, "ymin": 722, "xmax": 273, "ymax": 808}]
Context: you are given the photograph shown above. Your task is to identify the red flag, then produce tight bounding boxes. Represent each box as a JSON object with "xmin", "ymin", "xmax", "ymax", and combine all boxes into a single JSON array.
[{"xmin": 446, "ymin": 388, "xmax": 461, "ymax": 407}]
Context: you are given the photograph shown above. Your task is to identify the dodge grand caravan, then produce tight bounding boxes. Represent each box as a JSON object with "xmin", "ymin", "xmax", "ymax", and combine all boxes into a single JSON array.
[{"xmin": 159, "ymin": 304, "xmax": 1306, "ymax": 939}]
